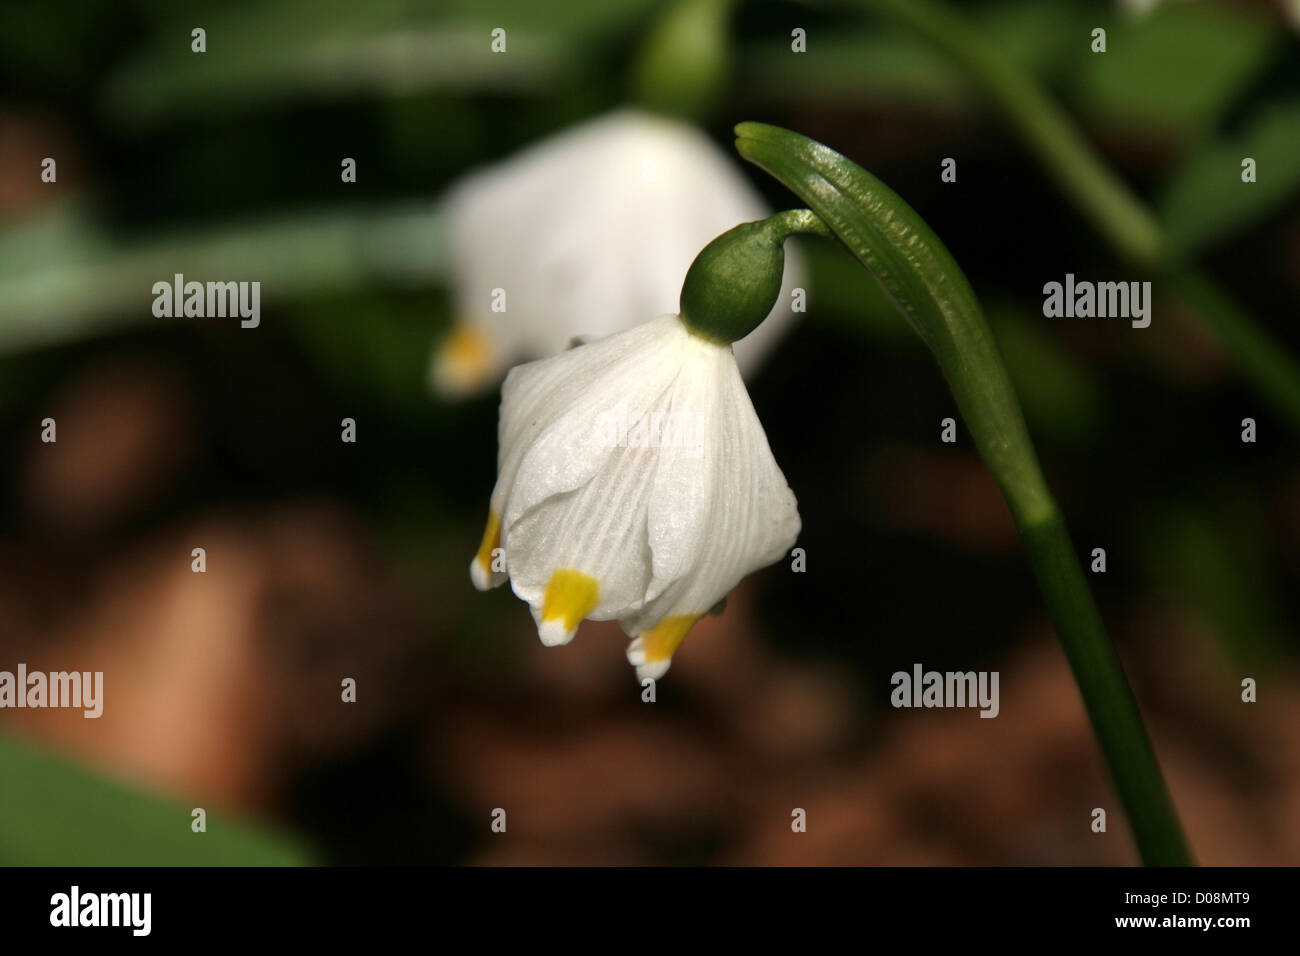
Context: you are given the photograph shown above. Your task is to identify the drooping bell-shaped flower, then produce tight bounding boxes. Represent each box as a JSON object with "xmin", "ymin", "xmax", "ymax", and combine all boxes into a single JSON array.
[
  {"xmin": 471, "ymin": 215, "xmax": 814, "ymax": 679},
  {"xmin": 431, "ymin": 109, "xmax": 803, "ymax": 398}
]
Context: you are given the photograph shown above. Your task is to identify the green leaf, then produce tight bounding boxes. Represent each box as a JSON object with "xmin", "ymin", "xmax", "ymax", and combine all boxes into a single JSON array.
[
  {"xmin": 0, "ymin": 735, "xmax": 312, "ymax": 865},
  {"xmin": 800, "ymin": 239, "xmax": 914, "ymax": 343},
  {"xmin": 1158, "ymin": 98, "xmax": 1300, "ymax": 257},
  {"xmin": 734, "ymin": 120, "xmax": 1051, "ymax": 524}
]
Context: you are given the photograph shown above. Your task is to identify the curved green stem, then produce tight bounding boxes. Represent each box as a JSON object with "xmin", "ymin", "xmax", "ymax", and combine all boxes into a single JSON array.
[
  {"xmin": 736, "ymin": 121, "xmax": 1192, "ymax": 865},
  {"xmin": 767, "ymin": 207, "xmax": 836, "ymax": 241}
]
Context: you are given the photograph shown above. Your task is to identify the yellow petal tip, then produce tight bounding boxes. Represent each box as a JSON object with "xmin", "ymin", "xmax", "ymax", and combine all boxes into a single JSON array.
[
  {"xmin": 627, "ymin": 613, "xmax": 702, "ymax": 680},
  {"xmin": 432, "ymin": 322, "xmax": 497, "ymax": 396},
  {"xmin": 536, "ymin": 568, "xmax": 600, "ymax": 644}
]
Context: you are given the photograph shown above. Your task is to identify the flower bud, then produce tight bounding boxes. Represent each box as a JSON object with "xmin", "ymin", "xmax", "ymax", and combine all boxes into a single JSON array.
[
  {"xmin": 678, "ymin": 220, "xmax": 786, "ymax": 344},
  {"xmin": 679, "ymin": 209, "xmax": 828, "ymax": 344}
]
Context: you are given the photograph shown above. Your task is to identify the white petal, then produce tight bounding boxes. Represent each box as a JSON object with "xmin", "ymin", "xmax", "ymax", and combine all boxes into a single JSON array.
[
  {"xmin": 534, "ymin": 610, "xmax": 578, "ymax": 648},
  {"xmin": 489, "ymin": 315, "xmax": 681, "ymax": 518},
  {"xmin": 469, "ymin": 555, "xmax": 496, "ymax": 592},
  {"xmin": 507, "ymin": 441, "xmax": 661, "ymax": 619},
  {"xmin": 626, "ymin": 637, "xmax": 673, "ymax": 681},
  {"xmin": 497, "ymin": 316, "xmax": 692, "ymax": 618},
  {"xmin": 624, "ymin": 350, "xmax": 800, "ymax": 632},
  {"xmin": 478, "ymin": 308, "xmax": 799, "ymax": 672}
]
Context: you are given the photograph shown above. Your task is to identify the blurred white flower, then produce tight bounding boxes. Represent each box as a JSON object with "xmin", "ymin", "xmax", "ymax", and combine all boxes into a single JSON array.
[
  {"xmin": 470, "ymin": 313, "xmax": 800, "ymax": 680},
  {"xmin": 431, "ymin": 109, "xmax": 803, "ymax": 397}
]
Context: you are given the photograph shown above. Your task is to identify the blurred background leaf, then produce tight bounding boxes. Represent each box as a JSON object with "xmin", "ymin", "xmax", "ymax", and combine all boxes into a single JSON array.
[
  {"xmin": 0, "ymin": 735, "xmax": 311, "ymax": 865},
  {"xmin": 103, "ymin": 0, "xmax": 663, "ymax": 121},
  {"xmin": 0, "ymin": 201, "xmax": 446, "ymax": 356},
  {"xmin": 1137, "ymin": 495, "xmax": 1290, "ymax": 672},
  {"xmin": 1067, "ymin": 2, "xmax": 1279, "ymax": 141},
  {"xmin": 1158, "ymin": 96, "xmax": 1300, "ymax": 257}
]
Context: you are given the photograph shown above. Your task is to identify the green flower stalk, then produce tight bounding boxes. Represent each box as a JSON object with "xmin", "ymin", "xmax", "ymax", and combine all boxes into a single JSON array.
[
  {"xmin": 632, "ymin": 0, "xmax": 738, "ymax": 119},
  {"xmin": 731, "ymin": 122, "xmax": 1193, "ymax": 866}
]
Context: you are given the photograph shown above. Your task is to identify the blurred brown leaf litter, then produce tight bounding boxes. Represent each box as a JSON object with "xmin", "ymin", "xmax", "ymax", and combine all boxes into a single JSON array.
[
  {"xmin": 434, "ymin": 596, "xmax": 1300, "ymax": 866},
  {"xmin": 11, "ymin": 389, "xmax": 1300, "ymax": 861},
  {"xmin": 0, "ymin": 318, "xmax": 1297, "ymax": 865},
  {"xmin": 1, "ymin": 551, "xmax": 1297, "ymax": 866}
]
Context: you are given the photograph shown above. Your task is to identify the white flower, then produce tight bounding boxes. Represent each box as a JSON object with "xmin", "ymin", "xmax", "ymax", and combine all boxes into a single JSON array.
[
  {"xmin": 431, "ymin": 109, "xmax": 803, "ymax": 397},
  {"xmin": 470, "ymin": 313, "xmax": 800, "ymax": 679}
]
